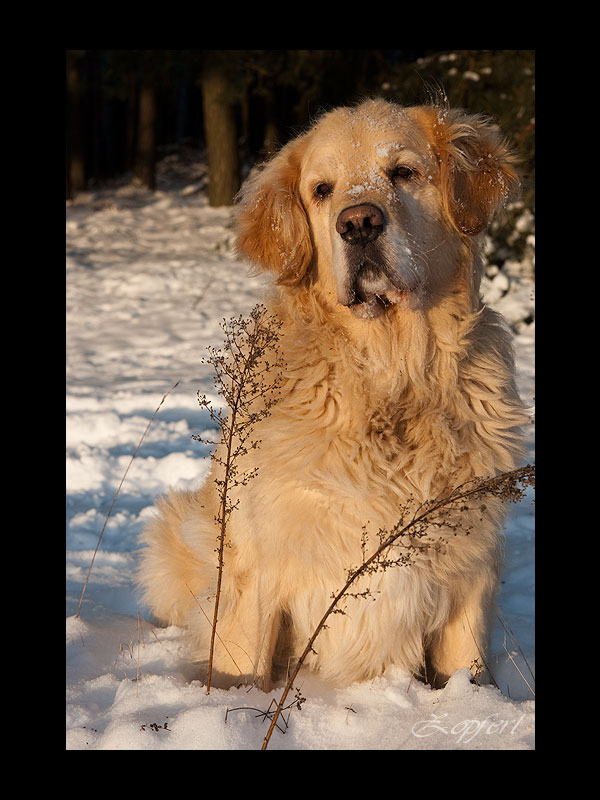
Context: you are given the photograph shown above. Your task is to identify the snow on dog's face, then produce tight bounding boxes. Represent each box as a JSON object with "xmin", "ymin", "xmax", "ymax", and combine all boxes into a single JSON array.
[{"xmin": 236, "ymin": 99, "xmax": 519, "ymax": 319}]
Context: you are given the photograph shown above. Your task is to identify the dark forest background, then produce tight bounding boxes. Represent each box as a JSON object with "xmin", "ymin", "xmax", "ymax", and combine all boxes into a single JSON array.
[{"xmin": 66, "ymin": 50, "xmax": 534, "ymax": 212}]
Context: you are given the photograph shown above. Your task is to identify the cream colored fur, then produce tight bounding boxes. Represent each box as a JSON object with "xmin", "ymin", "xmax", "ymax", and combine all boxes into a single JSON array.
[{"xmin": 137, "ymin": 99, "xmax": 527, "ymax": 690}]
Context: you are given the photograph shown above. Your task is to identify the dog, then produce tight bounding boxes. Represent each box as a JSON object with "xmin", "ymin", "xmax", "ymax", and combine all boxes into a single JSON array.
[{"xmin": 137, "ymin": 99, "xmax": 527, "ymax": 690}]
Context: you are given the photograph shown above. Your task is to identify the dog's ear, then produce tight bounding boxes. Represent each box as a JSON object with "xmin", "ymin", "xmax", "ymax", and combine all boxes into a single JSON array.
[
  {"xmin": 236, "ymin": 136, "xmax": 313, "ymax": 285},
  {"xmin": 426, "ymin": 107, "xmax": 520, "ymax": 236}
]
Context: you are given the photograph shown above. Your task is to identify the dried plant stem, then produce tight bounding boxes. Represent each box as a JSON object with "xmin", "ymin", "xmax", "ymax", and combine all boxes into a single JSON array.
[
  {"xmin": 74, "ymin": 381, "xmax": 180, "ymax": 618},
  {"xmin": 261, "ymin": 464, "xmax": 535, "ymax": 750},
  {"xmin": 199, "ymin": 306, "xmax": 283, "ymax": 694},
  {"xmin": 206, "ymin": 354, "xmax": 253, "ymax": 693}
]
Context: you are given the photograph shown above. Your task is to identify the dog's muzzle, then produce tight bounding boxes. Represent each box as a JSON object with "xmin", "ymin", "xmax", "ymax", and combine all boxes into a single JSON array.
[{"xmin": 336, "ymin": 203, "xmax": 408, "ymax": 319}]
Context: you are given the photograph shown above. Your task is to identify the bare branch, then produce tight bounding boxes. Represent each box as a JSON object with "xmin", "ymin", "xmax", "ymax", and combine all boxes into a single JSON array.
[
  {"xmin": 260, "ymin": 463, "xmax": 535, "ymax": 749},
  {"xmin": 194, "ymin": 305, "xmax": 284, "ymax": 693}
]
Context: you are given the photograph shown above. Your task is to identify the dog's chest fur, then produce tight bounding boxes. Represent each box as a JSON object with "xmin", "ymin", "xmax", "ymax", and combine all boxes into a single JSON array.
[{"xmin": 258, "ymin": 296, "xmax": 522, "ymax": 509}]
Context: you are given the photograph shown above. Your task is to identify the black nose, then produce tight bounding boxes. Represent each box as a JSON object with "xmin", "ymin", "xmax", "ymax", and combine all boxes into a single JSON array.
[{"xmin": 336, "ymin": 204, "xmax": 385, "ymax": 244}]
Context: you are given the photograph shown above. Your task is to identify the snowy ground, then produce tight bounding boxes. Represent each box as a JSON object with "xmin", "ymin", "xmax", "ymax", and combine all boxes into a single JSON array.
[{"xmin": 66, "ymin": 165, "xmax": 535, "ymax": 750}]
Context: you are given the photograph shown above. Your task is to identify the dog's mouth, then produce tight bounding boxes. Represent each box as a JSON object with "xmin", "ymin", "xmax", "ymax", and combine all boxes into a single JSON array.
[{"xmin": 346, "ymin": 263, "xmax": 412, "ymax": 319}]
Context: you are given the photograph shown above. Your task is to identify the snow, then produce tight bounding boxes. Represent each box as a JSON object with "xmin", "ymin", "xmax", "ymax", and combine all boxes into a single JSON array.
[{"xmin": 66, "ymin": 165, "xmax": 535, "ymax": 750}]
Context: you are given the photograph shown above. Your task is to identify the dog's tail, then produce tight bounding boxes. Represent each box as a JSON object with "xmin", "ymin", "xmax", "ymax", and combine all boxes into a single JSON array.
[{"xmin": 136, "ymin": 490, "xmax": 215, "ymax": 626}]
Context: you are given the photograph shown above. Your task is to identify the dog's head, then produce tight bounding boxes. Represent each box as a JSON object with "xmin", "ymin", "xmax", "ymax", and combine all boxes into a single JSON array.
[{"xmin": 236, "ymin": 99, "xmax": 519, "ymax": 319}]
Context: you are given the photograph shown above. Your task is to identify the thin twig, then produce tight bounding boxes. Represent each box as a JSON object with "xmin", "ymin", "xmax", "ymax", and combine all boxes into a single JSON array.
[{"xmin": 75, "ymin": 381, "xmax": 180, "ymax": 618}]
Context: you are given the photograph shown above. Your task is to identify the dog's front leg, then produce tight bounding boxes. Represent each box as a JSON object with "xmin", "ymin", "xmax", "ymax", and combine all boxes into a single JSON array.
[
  {"xmin": 206, "ymin": 576, "xmax": 282, "ymax": 692},
  {"xmin": 424, "ymin": 570, "xmax": 498, "ymax": 689}
]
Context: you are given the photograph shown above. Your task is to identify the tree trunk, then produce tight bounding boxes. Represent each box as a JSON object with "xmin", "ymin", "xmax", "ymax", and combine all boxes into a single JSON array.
[
  {"xmin": 262, "ymin": 89, "xmax": 279, "ymax": 155},
  {"xmin": 125, "ymin": 71, "xmax": 138, "ymax": 173},
  {"xmin": 66, "ymin": 53, "xmax": 85, "ymax": 196},
  {"xmin": 201, "ymin": 58, "xmax": 240, "ymax": 206},
  {"xmin": 135, "ymin": 75, "xmax": 157, "ymax": 190}
]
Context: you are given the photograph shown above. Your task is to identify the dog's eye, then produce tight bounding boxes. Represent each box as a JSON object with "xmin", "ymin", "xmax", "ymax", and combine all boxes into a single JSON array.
[
  {"xmin": 390, "ymin": 165, "xmax": 415, "ymax": 183},
  {"xmin": 313, "ymin": 182, "xmax": 333, "ymax": 200}
]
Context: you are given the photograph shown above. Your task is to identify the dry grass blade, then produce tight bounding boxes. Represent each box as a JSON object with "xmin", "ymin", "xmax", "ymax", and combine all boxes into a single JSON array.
[
  {"xmin": 185, "ymin": 584, "xmax": 252, "ymax": 684},
  {"xmin": 74, "ymin": 381, "xmax": 180, "ymax": 618},
  {"xmin": 497, "ymin": 610, "xmax": 535, "ymax": 697},
  {"xmin": 136, "ymin": 611, "xmax": 142, "ymax": 697},
  {"xmin": 502, "ymin": 635, "xmax": 535, "ymax": 698}
]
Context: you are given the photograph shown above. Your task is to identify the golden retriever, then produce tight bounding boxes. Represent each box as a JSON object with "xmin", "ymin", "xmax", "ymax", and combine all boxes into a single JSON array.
[{"xmin": 137, "ymin": 99, "xmax": 527, "ymax": 690}]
